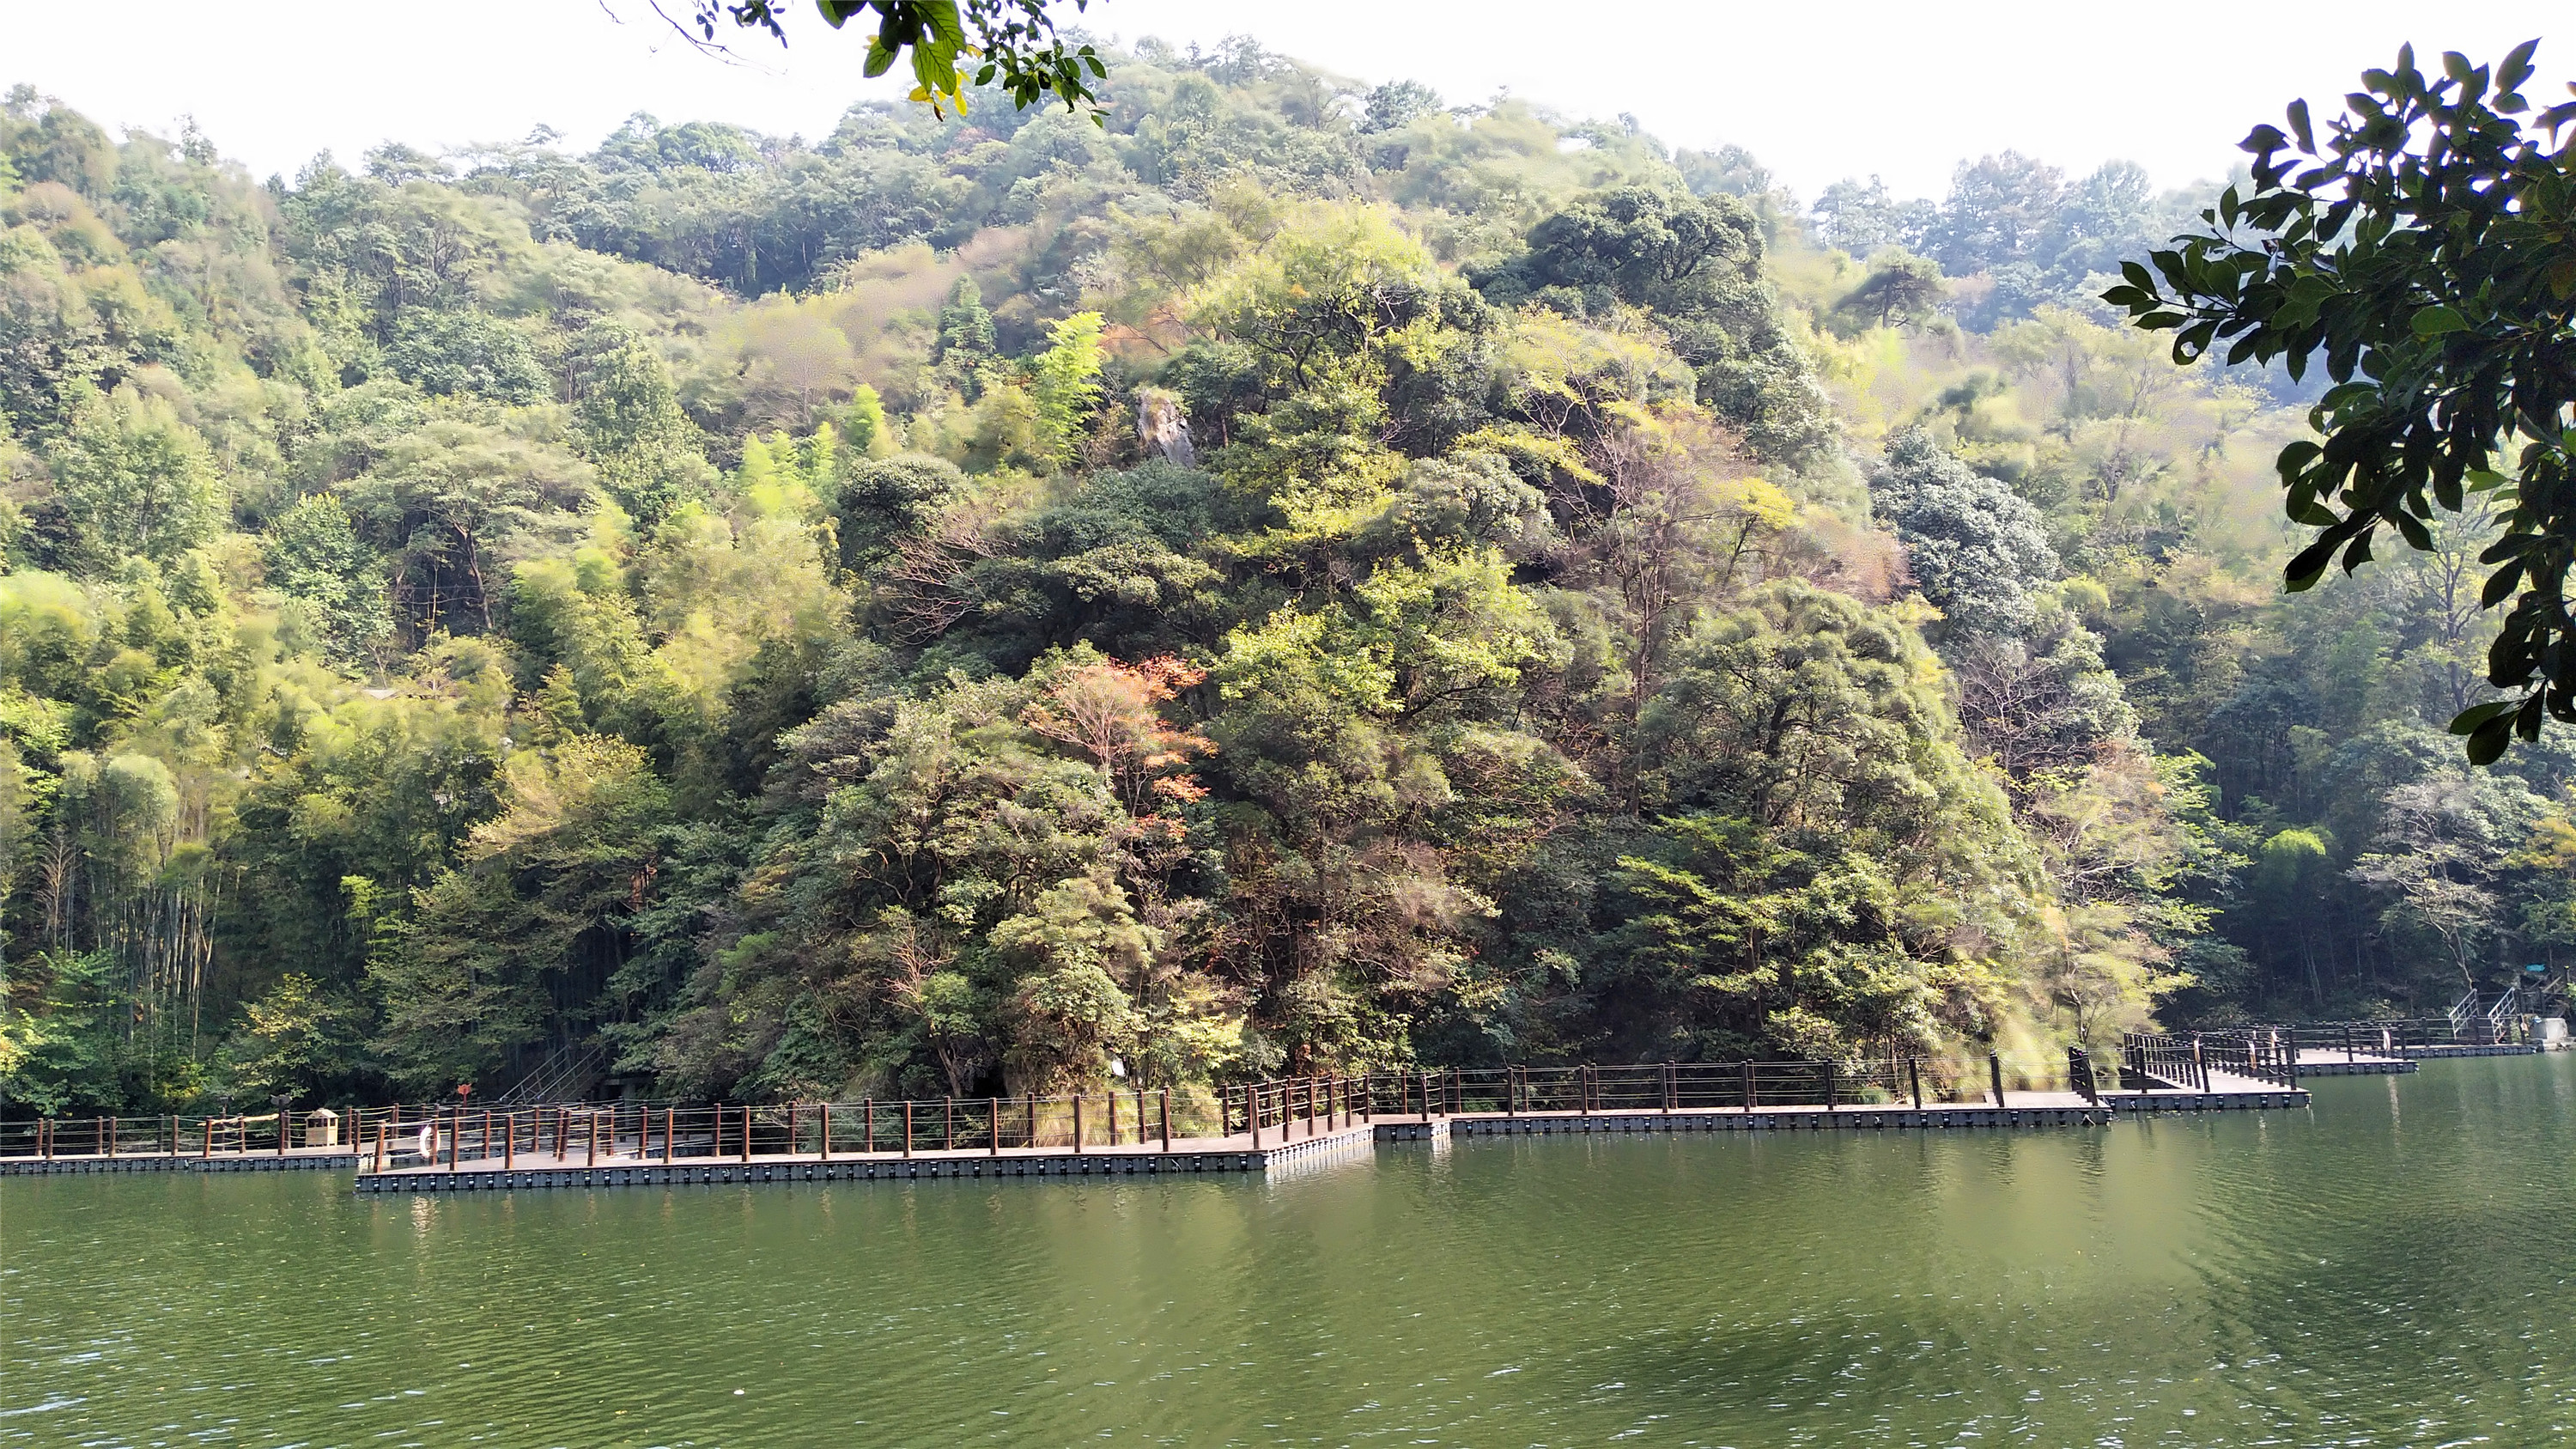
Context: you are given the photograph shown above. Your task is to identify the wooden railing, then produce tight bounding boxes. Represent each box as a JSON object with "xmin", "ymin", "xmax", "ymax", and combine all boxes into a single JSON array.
[{"xmin": 2, "ymin": 1054, "xmax": 2105, "ymax": 1166}]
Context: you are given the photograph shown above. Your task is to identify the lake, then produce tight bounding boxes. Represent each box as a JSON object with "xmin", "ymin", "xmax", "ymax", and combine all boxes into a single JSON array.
[{"xmin": 7, "ymin": 1054, "xmax": 2574, "ymax": 1447}]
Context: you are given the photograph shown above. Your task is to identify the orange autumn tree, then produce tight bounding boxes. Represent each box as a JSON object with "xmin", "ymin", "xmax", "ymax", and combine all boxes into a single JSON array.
[{"xmin": 1020, "ymin": 649, "xmax": 1215, "ymax": 820}]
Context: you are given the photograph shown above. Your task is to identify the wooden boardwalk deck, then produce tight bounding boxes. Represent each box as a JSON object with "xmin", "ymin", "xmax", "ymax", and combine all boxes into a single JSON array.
[
  {"xmin": 0, "ymin": 1147, "xmax": 361, "ymax": 1177},
  {"xmin": 346, "ymin": 1087, "xmax": 2314, "ymax": 1194}
]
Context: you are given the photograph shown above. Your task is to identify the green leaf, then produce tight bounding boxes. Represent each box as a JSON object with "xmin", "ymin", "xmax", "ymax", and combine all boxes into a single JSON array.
[
  {"xmin": 2500, "ymin": 39, "xmax": 2540, "ymax": 94},
  {"xmin": 2465, "ymin": 719, "xmax": 2512, "ymax": 765},
  {"xmin": 2411, "ymin": 305, "xmax": 2470, "ymax": 336},
  {"xmin": 2286, "ymin": 98, "xmax": 2315, "ymax": 152},
  {"xmin": 2451, "ymin": 700, "xmax": 2519, "ymax": 734},
  {"xmin": 2284, "ymin": 535, "xmax": 2339, "ymax": 590},
  {"xmin": 2481, "ymin": 561, "xmax": 2525, "ymax": 607}
]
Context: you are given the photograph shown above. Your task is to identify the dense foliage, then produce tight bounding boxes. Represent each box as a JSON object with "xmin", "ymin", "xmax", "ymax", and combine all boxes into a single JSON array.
[
  {"xmin": 2101, "ymin": 42, "xmax": 2576, "ymax": 766},
  {"xmin": 2, "ymin": 43, "xmax": 2565, "ymax": 1115}
]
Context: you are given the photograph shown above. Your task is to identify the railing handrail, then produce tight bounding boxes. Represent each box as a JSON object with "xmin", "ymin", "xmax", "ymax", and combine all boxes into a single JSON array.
[{"xmin": 0, "ymin": 1058, "xmax": 2034, "ymax": 1162}]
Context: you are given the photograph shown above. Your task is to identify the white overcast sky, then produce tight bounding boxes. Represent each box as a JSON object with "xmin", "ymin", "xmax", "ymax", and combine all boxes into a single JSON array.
[{"xmin": 10, "ymin": 1, "xmax": 2570, "ymax": 203}]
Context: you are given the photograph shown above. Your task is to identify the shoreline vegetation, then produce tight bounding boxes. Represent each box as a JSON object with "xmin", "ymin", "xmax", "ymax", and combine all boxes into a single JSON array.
[{"xmin": 3, "ymin": 40, "xmax": 2571, "ymax": 1125}]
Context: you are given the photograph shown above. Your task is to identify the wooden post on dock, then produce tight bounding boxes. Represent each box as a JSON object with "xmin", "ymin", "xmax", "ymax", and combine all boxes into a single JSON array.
[
  {"xmin": 1824, "ymin": 1062, "xmax": 1838, "ymax": 1111},
  {"xmin": 945, "ymin": 1097, "xmax": 957, "ymax": 1152},
  {"xmin": 1248, "ymin": 1085, "xmax": 1261, "ymax": 1148},
  {"xmin": 1988, "ymin": 1054, "xmax": 2006, "ymax": 1109},
  {"xmin": 2283, "ymin": 1027, "xmax": 2299, "ymax": 1086},
  {"xmin": 1742, "ymin": 1061, "xmax": 1756, "ymax": 1111},
  {"xmin": 374, "ymin": 1121, "xmax": 386, "ymax": 1172},
  {"xmin": 901, "ymin": 1100, "xmax": 914, "ymax": 1158},
  {"xmin": 818, "ymin": 1103, "xmax": 831, "ymax": 1160},
  {"xmin": 1664, "ymin": 1062, "xmax": 1675, "ymax": 1114},
  {"xmin": 504, "ymin": 1113, "xmax": 515, "ymax": 1169},
  {"xmin": 990, "ymin": 1098, "xmax": 1001, "ymax": 1156},
  {"xmin": 1161, "ymin": 1088, "xmax": 1173, "ymax": 1150},
  {"xmin": 1072, "ymin": 1093, "xmax": 1085, "ymax": 1152},
  {"xmin": 1105, "ymin": 1092, "xmax": 1116, "ymax": 1148},
  {"xmin": 102, "ymin": 1116, "xmax": 112, "ymax": 1158},
  {"xmin": 1908, "ymin": 1057, "xmax": 1923, "ymax": 1111},
  {"xmin": 741, "ymin": 1105, "xmax": 752, "ymax": 1162},
  {"xmin": 662, "ymin": 1107, "xmax": 674, "ymax": 1164}
]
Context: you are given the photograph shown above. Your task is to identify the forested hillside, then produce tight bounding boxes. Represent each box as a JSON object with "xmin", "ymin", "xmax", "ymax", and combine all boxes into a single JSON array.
[{"xmin": 3, "ymin": 41, "xmax": 2565, "ymax": 1114}]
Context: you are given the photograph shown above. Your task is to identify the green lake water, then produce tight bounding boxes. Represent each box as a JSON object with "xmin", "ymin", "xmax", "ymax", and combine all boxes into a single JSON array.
[{"xmin": 7, "ymin": 1055, "xmax": 2576, "ymax": 1447}]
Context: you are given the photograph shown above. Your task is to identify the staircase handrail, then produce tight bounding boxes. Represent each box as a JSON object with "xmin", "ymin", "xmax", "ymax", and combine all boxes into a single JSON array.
[{"xmin": 495, "ymin": 1039, "xmax": 609, "ymax": 1106}]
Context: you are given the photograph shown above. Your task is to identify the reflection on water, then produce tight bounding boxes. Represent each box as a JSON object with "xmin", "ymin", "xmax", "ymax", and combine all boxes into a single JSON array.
[{"xmin": 7, "ymin": 1055, "xmax": 2576, "ymax": 1446}]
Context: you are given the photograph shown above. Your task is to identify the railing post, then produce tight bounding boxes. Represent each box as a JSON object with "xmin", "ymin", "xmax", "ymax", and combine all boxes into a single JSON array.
[
  {"xmin": 1742, "ymin": 1061, "xmax": 1756, "ymax": 1111},
  {"xmin": 1248, "ymin": 1085, "xmax": 1261, "ymax": 1148},
  {"xmin": 902, "ymin": 1099, "xmax": 914, "ymax": 1158},
  {"xmin": 1072, "ymin": 1094, "xmax": 1084, "ymax": 1154},
  {"xmin": 863, "ymin": 1099, "xmax": 874, "ymax": 1154},
  {"xmin": 1823, "ymin": 1062, "xmax": 1838, "ymax": 1111},
  {"xmin": 1908, "ymin": 1056, "xmax": 1923, "ymax": 1111},
  {"xmin": 103, "ymin": 1115, "xmax": 113, "ymax": 1159},
  {"xmin": 1161, "ymin": 1087, "xmax": 1173, "ymax": 1150},
  {"xmin": 504, "ymin": 1112, "xmax": 515, "ymax": 1170},
  {"xmin": 1988, "ymin": 1053, "xmax": 2007, "ymax": 1110},
  {"xmin": 2283, "ymin": 1026, "xmax": 2299, "ymax": 1087},
  {"xmin": 988, "ymin": 1097, "xmax": 1001, "ymax": 1156},
  {"xmin": 374, "ymin": 1121, "xmax": 387, "ymax": 1172},
  {"xmin": 1663, "ymin": 1062, "xmax": 1675, "ymax": 1114}
]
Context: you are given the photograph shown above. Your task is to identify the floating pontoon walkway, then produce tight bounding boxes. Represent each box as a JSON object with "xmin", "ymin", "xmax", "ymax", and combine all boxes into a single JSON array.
[{"xmin": 347, "ymin": 1082, "xmax": 2314, "ymax": 1195}]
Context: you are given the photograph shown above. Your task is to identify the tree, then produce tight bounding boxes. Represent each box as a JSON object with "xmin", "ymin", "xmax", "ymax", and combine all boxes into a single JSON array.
[
  {"xmin": 1362, "ymin": 80, "xmax": 1443, "ymax": 134},
  {"xmin": 41, "ymin": 387, "xmax": 224, "ymax": 571},
  {"xmin": 1027, "ymin": 310, "xmax": 1106, "ymax": 471},
  {"xmin": 1479, "ymin": 186, "xmax": 1832, "ymax": 464},
  {"xmin": 2348, "ymin": 769, "xmax": 2541, "ymax": 992},
  {"xmin": 1837, "ymin": 249, "xmax": 1947, "ymax": 330},
  {"xmin": 2100, "ymin": 42, "xmax": 2576, "ymax": 763},
  {"xmin": 1868, "ymin": 428, "xmax": 2060, "ymax": 638}
]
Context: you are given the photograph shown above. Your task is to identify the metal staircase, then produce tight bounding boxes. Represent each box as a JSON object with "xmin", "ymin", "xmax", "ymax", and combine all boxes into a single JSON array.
[{"xmin": 495, "ymin": 1040, "xmax": 609, "ymax": 1106}]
